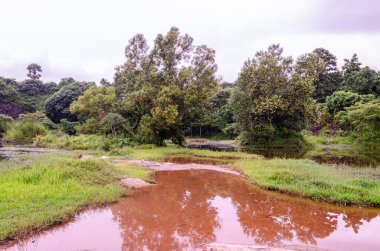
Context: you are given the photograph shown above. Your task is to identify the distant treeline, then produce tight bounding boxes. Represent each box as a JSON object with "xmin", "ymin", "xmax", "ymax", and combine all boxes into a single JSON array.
[{"xmin": 0, "ymin": 27, "xmax": 379, "ymax": 148}]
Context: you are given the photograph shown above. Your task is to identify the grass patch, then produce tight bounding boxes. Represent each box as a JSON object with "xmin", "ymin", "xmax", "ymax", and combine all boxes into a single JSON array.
[
  {"xmin": 111, "ymin": 145, "xmax": 260, "ymax": 160},
  {"xmin": 0, "ymin": 153, "xmax": 152, "ymax": 242},
  {"xmin": 302, "ymin": 132, "xmax": 353, "ymax": 147},
  {"xmin": 236, "ymin": 158, "xmax": 380, "ymax": 206}
]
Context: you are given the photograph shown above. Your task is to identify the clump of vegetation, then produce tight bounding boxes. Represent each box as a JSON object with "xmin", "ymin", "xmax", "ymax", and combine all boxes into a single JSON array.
[
  {"xmin": 232, "ymin": 44, "xmax": 321, "ymax": 147},
  {"xmin": 236, "ymin": 158, "xmax": 380, "ymax": 206},
  {"xmin": 337, "ymin": 100, "xmax": 380, "ymax": 148},
  {"xmin": 5, "ymin": 122, "xmax": 47, "ymax": 144},
  {"xmin": 0, "ymin": 153, "xmax": 153, "ymax": 242},
  {"xmin": 0, "ymin": 114, "xmax": 13, "ymax": 140},
  {"xmin": 114, "ymin": 27, "xmax": 219, "ymax": 146}
]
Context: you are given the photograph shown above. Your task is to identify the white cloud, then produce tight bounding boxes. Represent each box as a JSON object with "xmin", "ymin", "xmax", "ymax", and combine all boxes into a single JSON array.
[{"xmin": 0, "ymin": 0, "xmax": 379, "ymax": 83}]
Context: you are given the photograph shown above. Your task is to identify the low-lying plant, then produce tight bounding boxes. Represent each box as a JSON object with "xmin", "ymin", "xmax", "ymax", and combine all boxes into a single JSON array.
[{"xmin": 236, "ymin": 158, "xmax": 380, "ymax": 206}]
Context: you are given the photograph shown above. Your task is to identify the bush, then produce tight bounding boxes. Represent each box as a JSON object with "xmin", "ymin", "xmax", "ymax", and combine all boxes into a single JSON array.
[
  {"xmin": 59, "ymin": 119, "xmax": 79, "ymax": 135},
  {"xmin": 100, "ymin": 113, "xmax": 131, "ymax": 137},
  {"xmin": 0, "ymin": 114, "xmax": 13, "ymax": 138},
  {"xmin": 5, "ymin": 122, "xmax": 47, "ymax": 144},
  {"xmin": 18, "ymin": 112, "xmax": 58, "ymax": 130},
  {"xmin": 338, "ymin": 99, "xmax": 380, "ymax": 148},
  {"xmin": 76, "ymin": 118, "xmax": 100, "ymax": 134}
]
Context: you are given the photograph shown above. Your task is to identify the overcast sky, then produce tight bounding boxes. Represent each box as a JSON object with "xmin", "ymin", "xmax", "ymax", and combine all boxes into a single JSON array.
[{"xmin": 1, "ymin": 0, "xmax": 379, "ymax": 83}]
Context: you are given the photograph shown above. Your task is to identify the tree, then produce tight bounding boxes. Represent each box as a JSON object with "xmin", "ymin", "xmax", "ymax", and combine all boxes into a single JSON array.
[
  {"xmin": 114, "ymin": 27, "xmax": 218, "ymax": 145},
  {"xmin": 45, "ymin": 81, "xmax": 94, "ymax": 123},
  {"xmin": 100, "ymin": 78, "xmax": 112, "ymax": 86},
  {"xmin": 70, "ymin": 86, "xmax": 116, "ymax": 122},
  {"xmin": 312, "ymin": 48, "xmax": 342, "ymax": 102},
  {"xmin": 232, "ymin": 44, "xmax": 321, "ymax": 145},
  {"xmin": 26, "ymin": 63, "xmax": 42, "ymax": 80},
  {"xmin": 100, "ymin": 113, "xmax": 131, "ymax": 137},
  {"xmin": 341, "ymin": 54, "xmax": 380, "ymax": 96},
  {"xmin": 0, "ymin": 78, "xmax": 19, "ymax": 103}
]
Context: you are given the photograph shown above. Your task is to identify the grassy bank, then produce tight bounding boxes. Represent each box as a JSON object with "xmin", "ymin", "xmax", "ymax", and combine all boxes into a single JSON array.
[
  {"xmin": 36, "ymin": 133, "xmax": 260, "ymax": 160},
  {"xmin": 0, "ymin": 153, "xmax": 152, "ymax": 242},
  {"xmin": 236, "ymin": 158, "xmax": 380, "ymax": 206}
]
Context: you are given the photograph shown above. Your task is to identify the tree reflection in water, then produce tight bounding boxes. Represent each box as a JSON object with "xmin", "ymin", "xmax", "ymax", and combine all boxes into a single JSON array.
[{"xmin": 110, "ymin": 170, "xmax": 380, "ymax": 251}]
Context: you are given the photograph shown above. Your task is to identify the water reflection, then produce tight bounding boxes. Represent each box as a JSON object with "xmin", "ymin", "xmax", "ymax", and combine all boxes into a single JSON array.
[
  {"xmin": 4, "ymin": 170, "xmax": 380, "ymax": 251},
  {"xmin": 110, "ymin": 171, "xmax": 380, "ymax": 250}
]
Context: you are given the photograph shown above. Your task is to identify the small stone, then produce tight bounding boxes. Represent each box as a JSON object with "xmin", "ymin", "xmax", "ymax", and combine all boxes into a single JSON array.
[{"xmin": 81, "ymin": 155, "xmax": 94, "ymax": 160}]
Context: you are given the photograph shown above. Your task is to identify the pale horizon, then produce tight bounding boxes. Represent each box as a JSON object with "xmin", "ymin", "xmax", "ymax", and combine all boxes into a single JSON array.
[{"xmin": 1, "ymin": 0, "xmax": 379, "ymax": 84}]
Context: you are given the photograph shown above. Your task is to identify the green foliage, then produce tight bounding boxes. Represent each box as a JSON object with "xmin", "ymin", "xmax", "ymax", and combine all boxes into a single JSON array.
[
  {"xmin": 70, "ymin": 86, "xmax": 116, "ymax": 122},
  {"xmin": 337, "ymin": 99, "xmax": 380, "ymax": 148},
  {"xmin": 0, "ymin": 114, "xmax": 13, "ymax": 137},
  {"xmin": 114, "ymin": 27, "xmax": 218, "ymax": 145},
  {"xmin": 0, "ymin": 78, "xmax": 19, "ymax": 103},
  {"xmin": 232, "ymin": 44, "xmax": 321, "ymax": 145},
  {"xmin": 100, "ymin": 113, "xmax": 131, "ymax": 137},
  {"xmin": 17, "ymin": 111, "xmax": 57, "ymax": 130},
  {"xmin": 237, "ymin": 158, "xmax": 380, "ymax": 206},
  {"xmin": 326, "ymin": 91, "xmax": 362, "ymax": 114},
  {"xmin": 341, "ymin": 54, "xmax": 380, "ymax": 96},
  {"xmin": 59, "ymin": 119, "xmax": 79, "ymax": 135},
  {"xmin": 5, "ymin": 122, "xmax": 47, "ymax": 143},
  {"xmin": 312, "ymin": 48, "xmax": 342, "ymax": 102},
  {"xmin": 37, "ymin": 133, "xmax": 136, "ymax": 150},
  {"xmin": 26, "ymin": 63, "xmax": 42, "ymax": 80},
  {"xmin": 45, "ymin": 81, "xmax": 94, "ymax": 123},
  {"xmin": 200, "ymin": 85, "xmax": 237, "ymax": 138}
]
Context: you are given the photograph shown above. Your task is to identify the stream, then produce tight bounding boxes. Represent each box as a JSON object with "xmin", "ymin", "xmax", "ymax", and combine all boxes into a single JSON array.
[{"xmin": 4, "ymin": 170, "xmax": 380, "ymax": 251}]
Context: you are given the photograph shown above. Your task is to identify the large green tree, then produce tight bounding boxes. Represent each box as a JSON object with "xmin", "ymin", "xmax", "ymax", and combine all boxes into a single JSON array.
[
  {"xmin": 45, "ymin": 80, "xmax": 94, "ymax": 123},
  {"xmin": 312, "ymin": 48, "xmax": 342, "ymax": 102},
  {"xmin": 70, "ymin": 86, "xmax": 117, "ymax": 134},
  {"xmin": 341, "ymin": 54, "xmax": 380, "ymax": 96},
  {"xmin": 232, "ymin": 44, "xmax": 322, "ymax": 145},
  {"xmin": 114, "ymin": 27, "xmax": 218, "ymax": 145}
]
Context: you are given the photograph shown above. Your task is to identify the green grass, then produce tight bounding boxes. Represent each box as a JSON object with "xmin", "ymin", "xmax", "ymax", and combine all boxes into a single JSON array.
[
  {"xmin": 0, "ymin": 153, "xmax": 152, "ymax": 242},
  {"xmin": 113, "ymin": 145, "xmax": 260, "ymax": 160},
  {"xmin": 236, "ymin": 158, "xmax": 380, "ymax": 206},
  {"xmin": 302, "ymin": 132, "xmax": 354, "ymax": 147}
]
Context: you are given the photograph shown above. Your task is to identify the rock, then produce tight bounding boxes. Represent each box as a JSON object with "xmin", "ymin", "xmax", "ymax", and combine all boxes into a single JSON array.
[
  {"xmin": 81, "ymin": 155, "xmax": 94, "ymax": 160},
  {"xmin": 121, "ymin": 178, "xmax": 154, "ymax": 189},
  {"xmin": 100, "ymin": 156, "xmax": 110, "ymax": 159}
]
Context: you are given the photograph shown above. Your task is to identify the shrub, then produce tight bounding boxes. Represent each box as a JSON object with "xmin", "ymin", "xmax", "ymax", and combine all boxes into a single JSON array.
[
  {"xmin": 100, "ymin": 113, "xmax": 131, "ymax": 137},
  {"xmin": 339, "ymin": 99, "xmax": 380, "ymax": 148},
  {"xmin": 59, "ymin": 119, "xmax": 79, "ymax": 135},
  {"xmin": 0, "ymin": 114, "xmax": 13, "ymax": 138},
  {"xmin": 5, "ymin": 122, "xmax": 47, "ymax": 144},
  {"xmin": 18, "ymin": 112, "xmax": 58, "ymax": 130}
]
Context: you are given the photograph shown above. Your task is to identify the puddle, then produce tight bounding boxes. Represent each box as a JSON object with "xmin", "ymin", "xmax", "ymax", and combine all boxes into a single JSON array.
[{"xmin": 4, "ymin": 170, "xmax": 380, "ymax": 251}]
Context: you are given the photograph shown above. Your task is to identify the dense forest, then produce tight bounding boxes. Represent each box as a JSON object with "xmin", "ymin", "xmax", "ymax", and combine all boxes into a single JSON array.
[{"xmin": 1, "ymin": 27, "xmax": 379, "ymax": 148}]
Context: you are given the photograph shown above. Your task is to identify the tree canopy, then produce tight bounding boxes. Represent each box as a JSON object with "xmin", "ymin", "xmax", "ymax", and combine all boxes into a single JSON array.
[
  {"xmin": 45, "ymin": 81, "xmax": 94, "ymax": 123},
  {"xmin": 114, "ymin": 27, "xmax": 219, "ymax": 145},
  {"xmin": 26, "ymin": 63, "xmax": 42, "ymax": 80},
  {"xmin": 232, "ymin": 44, "xmax": 322, "ymax": 145}
]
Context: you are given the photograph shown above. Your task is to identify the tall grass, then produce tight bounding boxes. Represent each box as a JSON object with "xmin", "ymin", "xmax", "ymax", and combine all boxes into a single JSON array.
[
  {"xmin": 0, "ymin": 154, "xmax": 152, "ymax": 242},
  {"xmin": 5, "ymin": 122, "xmax": 47, "ymax": 144}
]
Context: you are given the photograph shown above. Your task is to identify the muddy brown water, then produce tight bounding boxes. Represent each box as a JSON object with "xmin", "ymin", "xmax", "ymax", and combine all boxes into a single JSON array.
[{"xmin": 4, "ymin": 170, "xmax": 380, "ymax": 251}]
